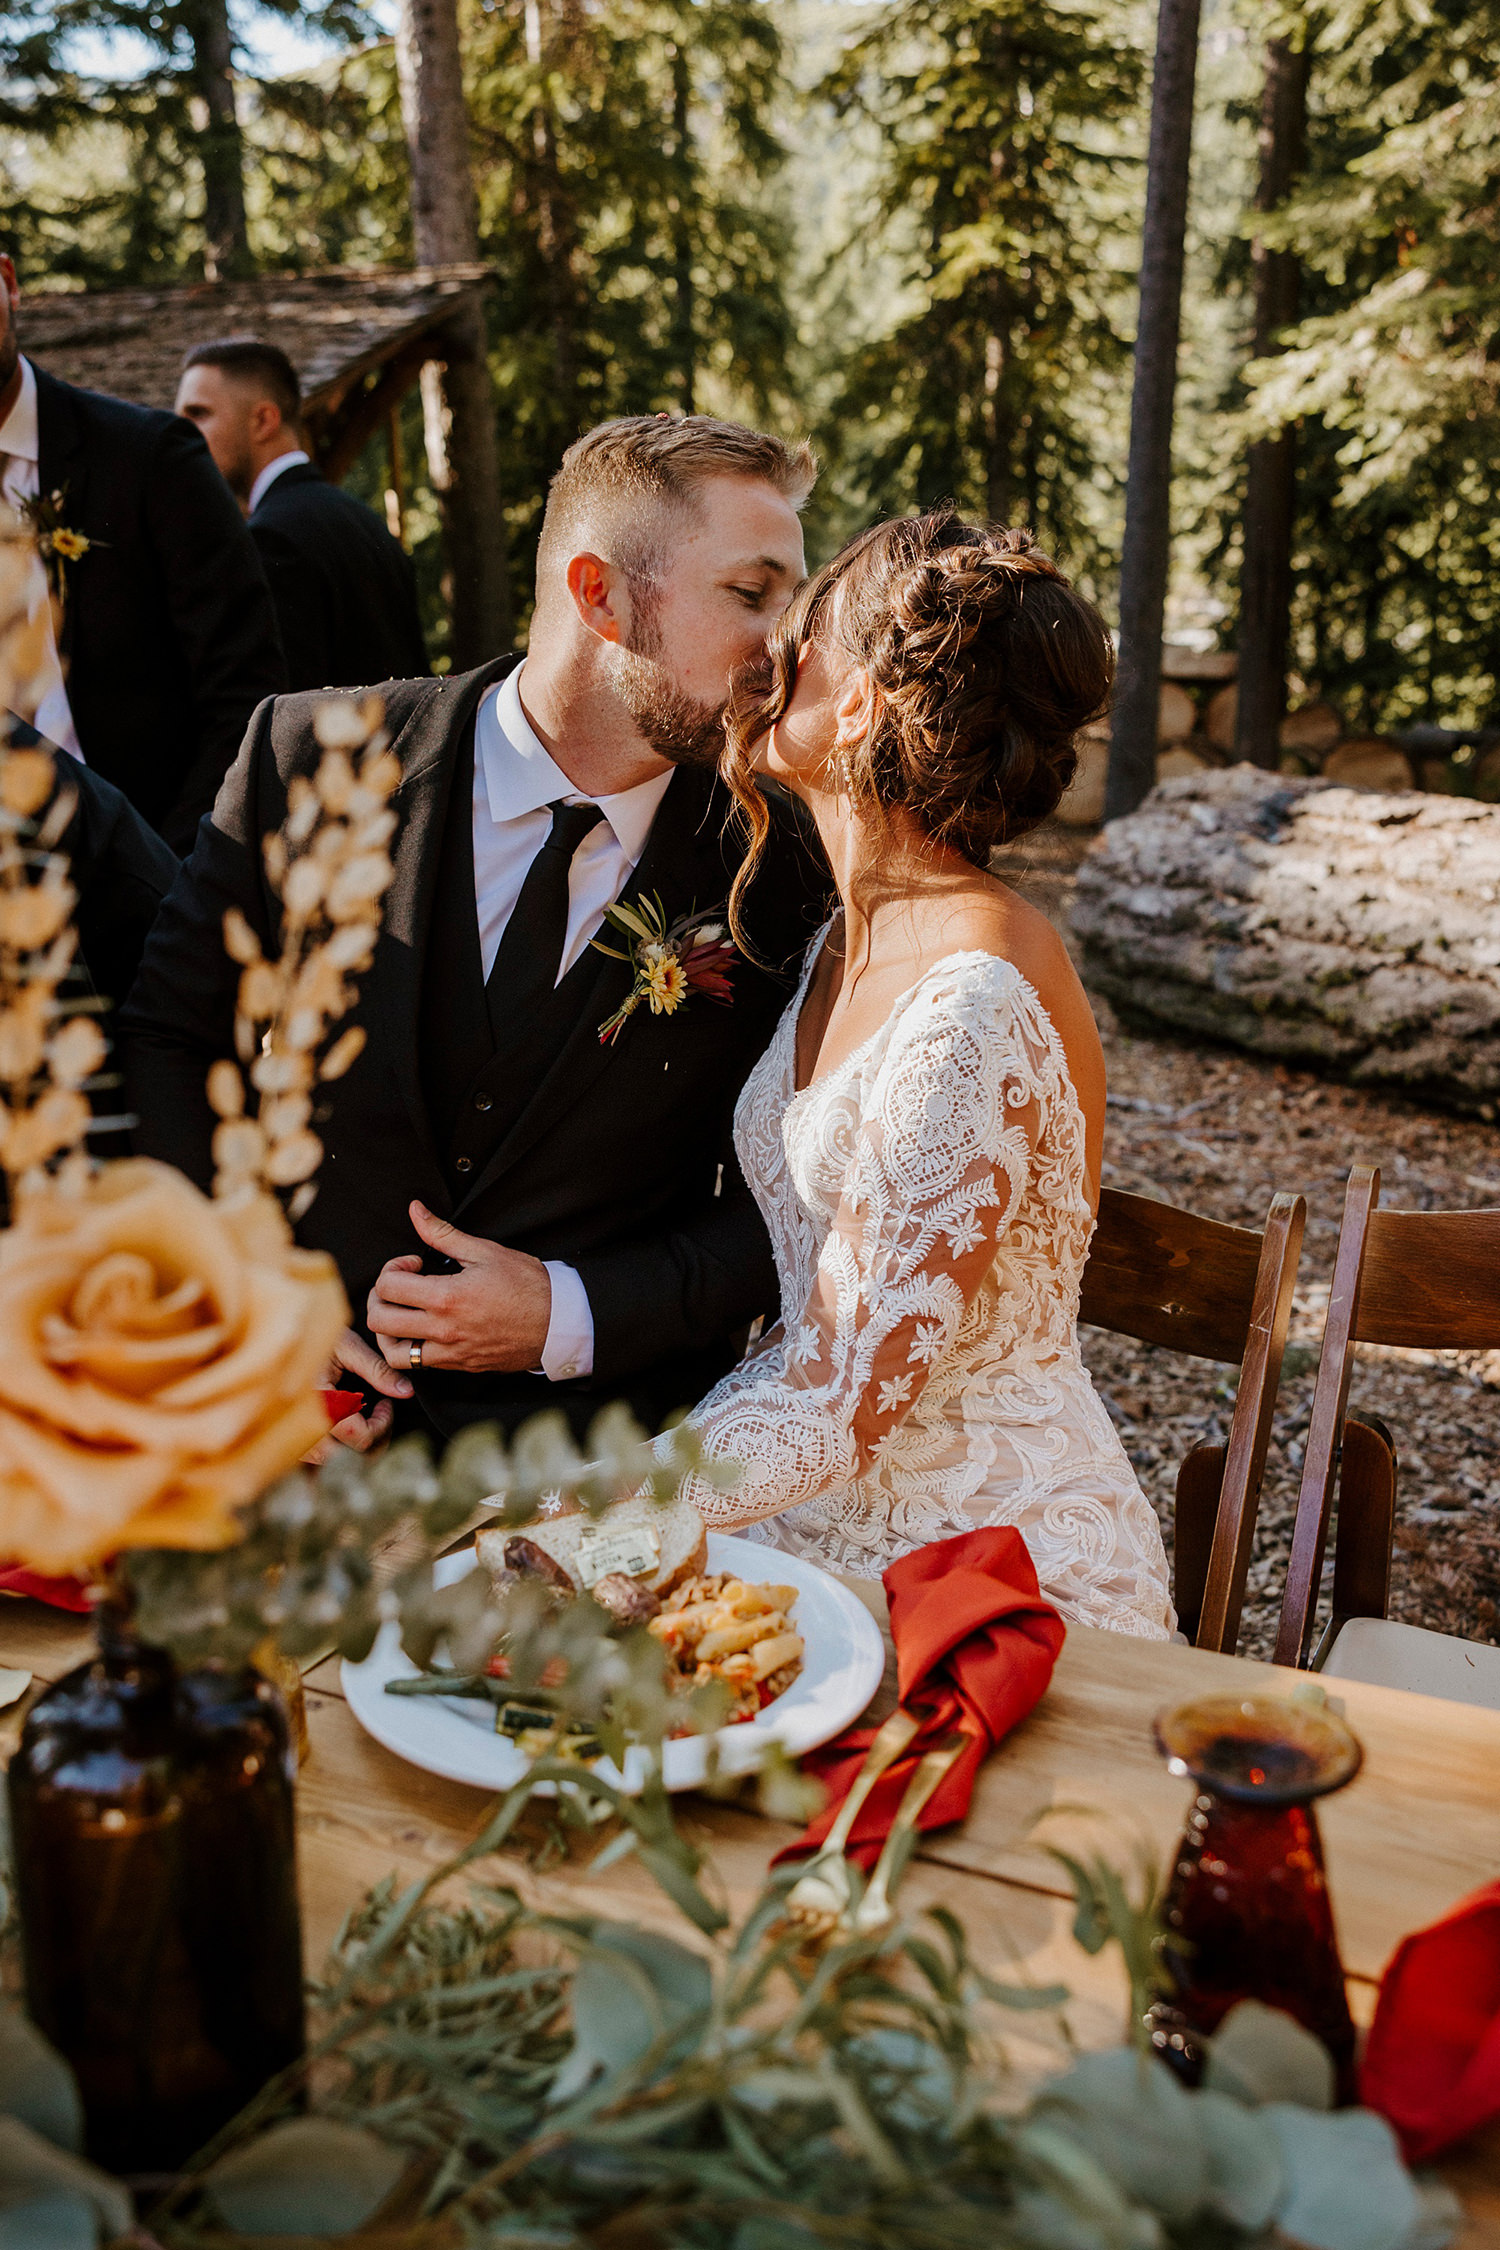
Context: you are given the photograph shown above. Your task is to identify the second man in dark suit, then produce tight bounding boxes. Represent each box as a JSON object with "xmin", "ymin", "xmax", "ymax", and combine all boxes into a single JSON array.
[
  {"xmin": 175, "ymin": 337, "xmax": 429, "ymax": 693},
  {"xmin": 0, "ymin": 254, "xmax": 286, "ymax": 852}
]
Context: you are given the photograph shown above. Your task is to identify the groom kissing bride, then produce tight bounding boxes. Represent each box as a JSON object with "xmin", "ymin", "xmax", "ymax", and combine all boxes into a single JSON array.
[
  {"xmin": 126, "ymin": 408, "xmax": 1175, "ymax": 1638},
  {"xmin": 121, "ymin": 415, "xmax": 829, "ymax": 1450}
]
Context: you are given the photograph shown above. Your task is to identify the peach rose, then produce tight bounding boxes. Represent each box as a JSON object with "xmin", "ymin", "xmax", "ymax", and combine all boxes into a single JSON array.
[{"xmin": 0, "ymin": 1159, "xmax": 348, "ymax": 1574}]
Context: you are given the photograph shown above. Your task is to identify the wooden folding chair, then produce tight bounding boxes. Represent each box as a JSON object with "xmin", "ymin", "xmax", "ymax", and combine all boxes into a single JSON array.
[
  {"xmin": 1080, "ymin": 1186, "xmax": 1306, "ymax": 1652},
  {"xmin": 1273, "ymin": 1164, "xmax": 1500, "ymax": 1697}
]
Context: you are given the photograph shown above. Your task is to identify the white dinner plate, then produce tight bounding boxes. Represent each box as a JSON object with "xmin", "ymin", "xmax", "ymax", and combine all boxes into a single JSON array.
[{"xmin": 341, "ymin": 1531, "xmax": 885, "ymax": 1794}]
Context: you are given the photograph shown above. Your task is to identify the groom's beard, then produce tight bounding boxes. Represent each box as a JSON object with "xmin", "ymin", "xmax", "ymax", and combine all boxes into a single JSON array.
[{"xmin": 612, "ymin": 603, "xmax": 728, "ymax": 770}]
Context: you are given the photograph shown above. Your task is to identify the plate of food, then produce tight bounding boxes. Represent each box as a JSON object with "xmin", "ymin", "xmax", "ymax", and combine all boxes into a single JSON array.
[{"xmin": 340, "ymin": 1492, "xmax": 886, "ymax": 1794}]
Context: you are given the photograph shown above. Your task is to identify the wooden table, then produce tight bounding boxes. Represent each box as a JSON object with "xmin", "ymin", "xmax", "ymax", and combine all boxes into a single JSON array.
[{"xmin": 6, "ymin": 1591, "xmax": 1500, "ymax": 2238}]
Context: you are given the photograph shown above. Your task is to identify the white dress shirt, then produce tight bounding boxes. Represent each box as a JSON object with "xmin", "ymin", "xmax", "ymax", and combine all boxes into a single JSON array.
[
  {"xmin": 473, "ymin": 662, "xmax": 672, "ymax": 1382},
  {"xmin": 248, "ymin": 448, "xmax": 310, "ymax": 515},
  {"xmin": 0, "ymin": 357, "xmax": 83, "ymax": 758}
]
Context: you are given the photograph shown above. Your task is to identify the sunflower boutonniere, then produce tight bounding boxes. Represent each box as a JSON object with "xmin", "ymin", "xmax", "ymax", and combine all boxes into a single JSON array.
[
  {"xmin": 593, "ymin": 893, "xmax": 738, "ymax": 1047},
  {"xmin": 19, "ymin": 488, "xmax": 98, "ymax": 605}
]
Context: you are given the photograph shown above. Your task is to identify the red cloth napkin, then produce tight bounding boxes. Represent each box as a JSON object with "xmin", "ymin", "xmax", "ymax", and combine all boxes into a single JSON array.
[
  {"xmin": 1361, "ymin": 1881, "xmax": 1500, "ymax": 2162},
  {"xmin": 0, "ymin": 1567, "xmax": 91, "ymax": 1611},
  {"xmin": 777, "ymin": 1526, "xmax": 1065, "ymax": 1869}
]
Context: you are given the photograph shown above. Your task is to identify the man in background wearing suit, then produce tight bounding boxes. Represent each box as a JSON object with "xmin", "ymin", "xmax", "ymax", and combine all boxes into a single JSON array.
[
  {"xmin": 0, "ymin": 253, "xmax": 286, "ymax": 853},
  {"xmin": 175, "ymin": 338, "xmax": 429, "ymax": 693}
]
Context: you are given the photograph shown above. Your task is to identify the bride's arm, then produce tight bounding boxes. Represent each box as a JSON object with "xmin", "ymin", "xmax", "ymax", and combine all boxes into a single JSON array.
[{"xmin": 677, "ymin": 980, "xmax": 1042, "ymax": 1526}]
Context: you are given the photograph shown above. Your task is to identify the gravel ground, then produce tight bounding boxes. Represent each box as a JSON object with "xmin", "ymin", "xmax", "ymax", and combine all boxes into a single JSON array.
[{"xmin": 993, "ymin": 821, "xmax": 1500, "ymax": 1660}]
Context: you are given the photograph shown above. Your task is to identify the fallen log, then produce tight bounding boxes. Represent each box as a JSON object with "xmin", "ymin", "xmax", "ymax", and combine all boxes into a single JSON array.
[{"xmin": 1071, "ymin": 764, "xmax": 1500, "ymax": 1116}]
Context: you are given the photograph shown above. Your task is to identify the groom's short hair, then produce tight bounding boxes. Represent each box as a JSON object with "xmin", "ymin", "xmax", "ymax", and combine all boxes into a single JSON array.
[{"xmin": 537, "ymin": 414, "xmax": 816, "ymax": 591}]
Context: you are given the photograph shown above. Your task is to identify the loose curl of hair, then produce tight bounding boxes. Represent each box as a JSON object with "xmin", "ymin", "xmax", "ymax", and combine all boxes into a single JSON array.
[{"xmin": 724, "ymin": 511, "xmax": 1113, "ymax": 950}]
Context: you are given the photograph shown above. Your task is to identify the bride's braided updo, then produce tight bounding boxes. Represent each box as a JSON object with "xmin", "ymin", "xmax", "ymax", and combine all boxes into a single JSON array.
[{"xmin": 725, "ymin": 510, "xmax": 1112, "ymax": 943}]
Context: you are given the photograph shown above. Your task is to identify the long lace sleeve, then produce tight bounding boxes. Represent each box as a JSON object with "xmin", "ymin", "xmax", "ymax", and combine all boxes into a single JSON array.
[{"xmin": 679, "ymin": 974, "xmax": 1042, "ymax": 1527}]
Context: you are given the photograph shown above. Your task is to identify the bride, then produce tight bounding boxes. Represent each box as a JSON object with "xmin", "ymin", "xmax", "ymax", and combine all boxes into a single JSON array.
[{"xmin": 673, "ymin": 510, "xmax": 1173, "ymax": 1640}]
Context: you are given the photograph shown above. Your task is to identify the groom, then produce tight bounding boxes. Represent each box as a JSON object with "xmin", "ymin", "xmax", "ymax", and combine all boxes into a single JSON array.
[{"xmin": 121, "ymin": 415, "xmax": 827, "ymax": 1444}]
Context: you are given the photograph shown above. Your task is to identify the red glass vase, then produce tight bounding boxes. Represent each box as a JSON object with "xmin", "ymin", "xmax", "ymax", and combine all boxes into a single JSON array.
[{"xmin": 1145, "ymin": 1692, "xmax": 1362, "ymax": 2099}]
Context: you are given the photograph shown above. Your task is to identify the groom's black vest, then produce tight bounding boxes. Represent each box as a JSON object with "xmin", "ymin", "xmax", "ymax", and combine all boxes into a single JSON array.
[
  {"xmin": 419, "ymin": 734, "xmax": 621, "ymax": 1184},
  {"xmin": 122, "ymin": 657, "xmax": 831, "ymax": 1440}
]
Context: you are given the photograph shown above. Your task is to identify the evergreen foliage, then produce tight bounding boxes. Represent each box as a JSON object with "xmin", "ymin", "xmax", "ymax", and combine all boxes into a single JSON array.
[
  {"xmin": 811, "ymin": 0, "xmax": 1142, "ymax": 593},
  {"xmin": 0, "ymin": 0, "xmax": 369, "ymax": 283},
  {"xmin": 1237, "ymin": 0, "xmax": 1500, "ymax": 730},
  {"xmin": 465, "ymin": 0, "xmax": 800, "ymax": 611}
]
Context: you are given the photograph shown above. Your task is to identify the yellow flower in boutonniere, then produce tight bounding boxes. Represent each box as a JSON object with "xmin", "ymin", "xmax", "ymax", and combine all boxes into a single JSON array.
[
  {"xmin": 593, "ymin": 893, "xmax": 738, "ymax": 1046},
  {"xmin": 644, "ymin": 953, "xmax": 689, "ymax": 1014},
  {"xmin": 17, "ymin": 488, "xmax": 101, "ymax": 606}
]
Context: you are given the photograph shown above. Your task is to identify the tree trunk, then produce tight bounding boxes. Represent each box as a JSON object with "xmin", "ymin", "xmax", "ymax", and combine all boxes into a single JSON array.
[
  {"xmin": 1105, "ymin": 0, "xmax": 1203, "ymax": 822},
  {"xmin": 524, "ymin": 0, "xmax": 581, "ymax": 434},
  {"xmin": 669, "ymin": 43, "xmax": 695, "ymax": 414},
  {"xmin": 983, "ymin": 320, "xmax": 1011, "ymax": 524},
  {"xmin": 188, "ymin": 0, "xmax": 251, "ymax": 282},
  {"xmin": 1073, "ymin": 765, "xmax": 1500, "ymax": 1114},
  {"xmin": 1234, "ymin": 34, "xmax": 1310, "ymax": 771},
  {"xmin": 395, "ymin": 0, "xmax": 513, "ymax": 662}
]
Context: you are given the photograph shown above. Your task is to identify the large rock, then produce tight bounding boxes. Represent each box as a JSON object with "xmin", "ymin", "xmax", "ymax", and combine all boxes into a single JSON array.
[{"xmin": 1071, "ymin": 765, "xmax": 1500, "ymax": 1115}]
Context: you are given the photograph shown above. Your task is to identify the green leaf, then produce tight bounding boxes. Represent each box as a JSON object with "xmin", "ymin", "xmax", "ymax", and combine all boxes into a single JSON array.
[
  {"xmin": 1205, "ymin": 2000, "xmax": 1337, "ymax": 2112},
  {"xmin": 0, "ymin": 2118, "xmax": 131, "ymax": 2239},
  {"xmin": 971, "ymin": 1973, "xmax": 1072, "ymax": 2012},
  {"xmin": 0, "ymin": 2195, "xmax": 97, "ymax": 2250},
  {"xmin": 1194, "ymin": 2088, "xmax": 1284, "ymax": 2230},
  {"xmin": 1263, "ymin": 2105, "xmax": 1427, "ymax": 2250},
  {"xmin": 549, "ymin": 1928, "xmax": 712, "ymax": 2102},
  {"xmin": 202, "ymin": 2118, "xmax": 408, "ymax": 2237},
  {"xmin": 1029, "ymin": 2048, "xmax": 1207, "ymax": 2220},
  {"xmin": 0, "ymin": 2008, "xmax": 81, "ymax": 2153},
  {"xmin": 636, "ymin": 1842, "xmax": 730, "ymax": 1935}
]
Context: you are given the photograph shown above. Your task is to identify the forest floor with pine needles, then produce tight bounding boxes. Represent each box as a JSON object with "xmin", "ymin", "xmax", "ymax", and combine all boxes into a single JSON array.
[{"xmin": 995, "ymin": 820, "xmax": 1500, "ymax": 1660}]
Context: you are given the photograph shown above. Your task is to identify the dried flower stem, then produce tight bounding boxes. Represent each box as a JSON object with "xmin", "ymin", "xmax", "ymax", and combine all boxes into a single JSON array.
[
  {"xmin": 210, "ymin": 695, "xmax": 400, "ymax": 1218},
  {"xmin": 0, "ymin": 515, "xmax": 106, "ymax": 1197}
]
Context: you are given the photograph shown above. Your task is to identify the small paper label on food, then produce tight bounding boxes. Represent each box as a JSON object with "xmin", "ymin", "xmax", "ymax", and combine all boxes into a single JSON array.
[{"xmin": 574, "ymin": 1520, "xmax": 661, "ymax": 1587}]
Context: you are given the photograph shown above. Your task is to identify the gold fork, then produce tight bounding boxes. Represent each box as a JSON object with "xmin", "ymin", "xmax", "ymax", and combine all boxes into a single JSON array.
[
  {"xmin": 846, "ymin": 1734, "xmax": 967, "ymax": 1938},
  {"xmin": 784, "ymin": 1706, "xmax": 923, "ymax": 1926}
]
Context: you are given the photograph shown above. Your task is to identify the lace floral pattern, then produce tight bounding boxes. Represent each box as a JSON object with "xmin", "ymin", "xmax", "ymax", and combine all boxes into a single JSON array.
[{"xmin": 680, "ymin": 939, "xmax": 1174, "ymax": 1639}]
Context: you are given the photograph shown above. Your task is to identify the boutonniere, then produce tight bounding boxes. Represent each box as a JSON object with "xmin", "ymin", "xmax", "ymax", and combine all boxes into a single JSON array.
[
  {"xmin": 593, "ymin": 893, "xmax": 738, "ymax": 1047},
  {"xmin": 19, "ymin": 488, "xmax": 98, "ymax": 605}
]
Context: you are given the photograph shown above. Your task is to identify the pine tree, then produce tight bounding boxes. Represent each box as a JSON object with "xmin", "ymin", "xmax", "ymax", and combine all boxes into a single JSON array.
[
  {"xmin": 1239, "ymin": 0, "xmax": 1500, "ymax": 731},
  {"xmin": 0, "ymin": 0, "xmax": 368, "ymax": 282},
  {"xmin": 813, "ymin": 0, "xmax": 1142, "ymax": 586},
  {"xmin": 463, "ymin": 0, "xmax": 799, "ymax": 616}
]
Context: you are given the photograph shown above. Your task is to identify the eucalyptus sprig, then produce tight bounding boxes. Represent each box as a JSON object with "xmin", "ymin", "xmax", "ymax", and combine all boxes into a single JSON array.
[
  {"xmin": 6, "ymin": 1758, "xmax": 1457, "ymax": 2250},
  {"xmin": 122, "ymin": 1403, "xmax": 733, "ymax": 1677}
]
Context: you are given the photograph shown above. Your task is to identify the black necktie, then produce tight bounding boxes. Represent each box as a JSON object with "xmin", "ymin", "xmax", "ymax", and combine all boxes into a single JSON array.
[{"xmin": 485, "ymin": 798, "xmax": 606, "ymax": 1030}]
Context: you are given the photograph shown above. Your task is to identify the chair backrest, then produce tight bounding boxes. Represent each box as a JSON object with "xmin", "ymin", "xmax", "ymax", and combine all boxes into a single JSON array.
[
  {"xmin": 1274, "ymin": 1166, "xmax": 1500, "ymax": 1666},
  {"xmin": 1081, "ymin": 1187, "xmax": 1306, "ymax": 1652}
]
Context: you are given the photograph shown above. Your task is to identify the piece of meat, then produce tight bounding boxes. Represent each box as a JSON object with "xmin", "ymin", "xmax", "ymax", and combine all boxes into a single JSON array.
[
  {"xmin": 591, "ymin": 1573, "xmax": 663, "ymax": 1628},
  {"xmin": 503, "ymin": 1537, "xmax": 576, "ymax": 1592}
]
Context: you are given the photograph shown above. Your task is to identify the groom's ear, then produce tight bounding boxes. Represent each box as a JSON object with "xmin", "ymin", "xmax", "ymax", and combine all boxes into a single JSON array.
[{"xmin": 566, "ymin": 552, "xmax": 625, "ymax": 646}]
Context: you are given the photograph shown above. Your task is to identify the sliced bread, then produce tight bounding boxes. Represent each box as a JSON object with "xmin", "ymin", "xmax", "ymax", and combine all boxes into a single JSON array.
[{"xmin": 476, "ymin": 1491, "xmax": 706, "ymax": 1601}]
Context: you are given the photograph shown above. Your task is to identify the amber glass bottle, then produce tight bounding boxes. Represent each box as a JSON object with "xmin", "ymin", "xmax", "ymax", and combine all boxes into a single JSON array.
[{"xmin": 7, "ymin": 1591, "xmax": 305, "ymax": 2173}]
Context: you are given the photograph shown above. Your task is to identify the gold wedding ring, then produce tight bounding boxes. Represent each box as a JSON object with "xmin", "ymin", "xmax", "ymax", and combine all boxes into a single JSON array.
[{"xmin": 409, "ymin": 1339, "xmax": 423, "ymax": 1370}]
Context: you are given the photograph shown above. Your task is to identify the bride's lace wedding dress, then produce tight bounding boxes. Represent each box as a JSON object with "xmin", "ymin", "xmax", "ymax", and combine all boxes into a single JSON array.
[{"xmin": 679, "ymin": 937, "xmax": 1174, "ymax": 1638}]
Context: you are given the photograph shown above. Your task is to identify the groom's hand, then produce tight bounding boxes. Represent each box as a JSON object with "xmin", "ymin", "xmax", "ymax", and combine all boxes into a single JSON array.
[{"xmin": 368, "ymin": 1202, "xmax": 553, "ymax": 1374}]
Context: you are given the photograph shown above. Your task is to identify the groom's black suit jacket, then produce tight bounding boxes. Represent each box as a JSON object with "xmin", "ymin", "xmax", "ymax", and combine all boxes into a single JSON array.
[
  {"xmin": 119, "ymin": 656, "xmax": 830, "ymax": 1438},
  {"xmin": 31, "ymin": 363, "xmax": 287, "ymax": 852}
]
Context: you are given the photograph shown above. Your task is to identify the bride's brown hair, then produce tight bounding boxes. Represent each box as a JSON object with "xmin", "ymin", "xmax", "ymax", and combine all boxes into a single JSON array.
[{"xmin": 724, "ymin": 510, "xmax": 1112, "ymax": 947}]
